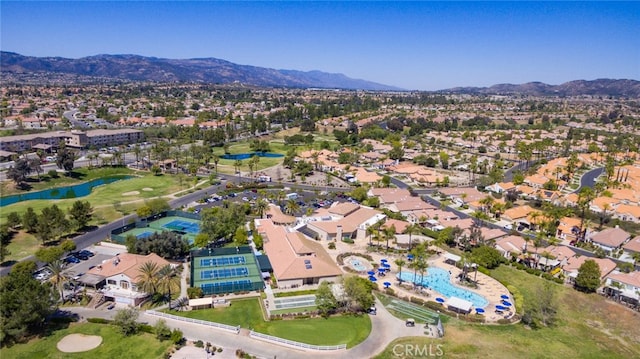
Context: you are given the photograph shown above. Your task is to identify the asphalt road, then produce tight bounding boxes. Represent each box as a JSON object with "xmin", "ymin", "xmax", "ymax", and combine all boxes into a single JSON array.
[{"xmin": 573, "ymin": 167, "xmax": 604, "ymax": 193}]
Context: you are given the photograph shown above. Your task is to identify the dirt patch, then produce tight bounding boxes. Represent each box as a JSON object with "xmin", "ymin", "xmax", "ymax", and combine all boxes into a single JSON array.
[
  {"xmin": 122, "ymin": 190, "xmax": 140, "ymax": 196},
  {"xmin": 142, "ymin": 187, "xmax": 153, "ymax": 191},
  {"xmin": 57, "ymin": 333, "xmax": 102, "ymax": 353}
]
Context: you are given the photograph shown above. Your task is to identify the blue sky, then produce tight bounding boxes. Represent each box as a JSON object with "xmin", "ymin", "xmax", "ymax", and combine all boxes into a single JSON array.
[{"xmin": 2, "ymin": 1, "xmax": 639, "ymax": 90}]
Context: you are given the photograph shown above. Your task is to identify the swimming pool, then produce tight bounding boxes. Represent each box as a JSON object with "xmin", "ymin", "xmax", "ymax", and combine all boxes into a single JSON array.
[
  {"xmin": 348, "ymin": 258, "xmax": 367, "ymax": 272},
  {"xmin": 398, "ymin": 267, "xmax": 489, "ymax": 308}
]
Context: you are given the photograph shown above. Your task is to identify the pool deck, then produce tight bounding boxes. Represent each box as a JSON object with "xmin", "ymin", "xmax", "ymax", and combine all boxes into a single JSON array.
[{"xmin": 326, "ymin": 240, "xmax": 514, "ymax": 323}]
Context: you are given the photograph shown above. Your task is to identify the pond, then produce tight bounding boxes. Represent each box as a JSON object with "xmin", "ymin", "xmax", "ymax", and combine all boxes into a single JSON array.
[
  {"xmin": 0, "ymin": 175, "xmax": 133, "ymax": 207},
  {"xmin": 221, "ymin": 152, "xmax": 284, "ymax": 160}
]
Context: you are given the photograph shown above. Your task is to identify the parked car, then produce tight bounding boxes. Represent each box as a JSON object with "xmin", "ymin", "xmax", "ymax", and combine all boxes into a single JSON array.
[
  {"xmin": 75, "ymin": 253, "xmax": 89, "ymax": 261},
  {"xmin": 64, "ymin": 256, "xmax": 80, "ymax": 264},
  {"xmin": 78, "ymin": 249, "xmax": 94, "ymax": 257}
]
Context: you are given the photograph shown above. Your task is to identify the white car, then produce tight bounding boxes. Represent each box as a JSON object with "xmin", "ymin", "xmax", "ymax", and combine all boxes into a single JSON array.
[{"xmin": 504, "ymin": 224, "xmax": 513, "ymax": 230}]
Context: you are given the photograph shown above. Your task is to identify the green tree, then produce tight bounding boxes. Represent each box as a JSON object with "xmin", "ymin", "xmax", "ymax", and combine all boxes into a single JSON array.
[
  {"xmin": 136, "ymin": 261, "xmax": 160, "ymax": 296},
  {"xmin": 315, "ymin": 281, "xmax": 338, "ymax": 318},
  {"xmin": 342, "ymin": 275, "xmax": 374, "ymax": 312},
  {"xmin": 36, "ymin": 205, "xmax": 70, "ymax": 243},
  {"xmin": 194, "ymin": 233, "xmax": 211, "ymax": 248},
  {"xmin": 394, "ymin": 258, "xmax": 406, "ymax": 283},
  {"xmin": 157, "ymin": 265, "xmax": 181, "ymax": 310},
  {"xmin": 113, "ymin": 307, "xmax": 140, "ymax": 336},
  {"xmin": 22, "ymin": 207, "xmax": 39, "ymax": 233},
  {"xmin": 35, "ymin": 246, "xmax": 64, "ymax": 264},
  {"xmin": 46, "ymin": 259, "xmax": 70, "ymax": 303},
  {"xmin": 574, "ymin": 259, "xmax": 601, "ymax": 293},
  {"xmin": 284, "ymin": 199, "xmax": 300, "ymax": 215},
  {"xmin": 388, "ymin": 145, "xmax": 405, "ymax": 161},
  {"xmin": 1, "ymin": 261, "xmax": 57, "ymax": 346},
  {"xmin": 56, "ymin": 142, "xmax": 76, "ymax": 173},
  {"xmin": 233, "ymin": 226, "xmax": 249, "ymax": 246},
  {"xmin": 136, "ymin": 205, "xmax": 153, "ymax": 218},
  {"xmin": 6, "ymin": 158, "xmax": 31, "ymax": 188},
  {"xmin": 68, "ymin": 200, "xmax": 93, "ymax": 230},
  {"xmin": 348, "ymin": 187, "xmax": 369, "ymax": 203},
  {"xmin": 6, "ymin": 212, "xmax": 22, "ymax": 229},
  {"xmin": 470, "ymin": 245, "xmax": 504, "ymax": 269}
]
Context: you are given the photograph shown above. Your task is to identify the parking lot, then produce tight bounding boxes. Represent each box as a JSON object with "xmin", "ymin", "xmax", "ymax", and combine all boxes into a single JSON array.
[{"xmin": 62, "ymin": 244, "xmax": 123, "ymax": 280}]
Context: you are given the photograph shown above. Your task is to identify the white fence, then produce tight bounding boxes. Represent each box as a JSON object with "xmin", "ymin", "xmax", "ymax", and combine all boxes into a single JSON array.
[
  {"xmin": 249, "ymin": 330, "xmax": 346, "ymax": 351},
  {"xmin": 146, "ymin": 310, "xmax": 240, "ymax": 334}
]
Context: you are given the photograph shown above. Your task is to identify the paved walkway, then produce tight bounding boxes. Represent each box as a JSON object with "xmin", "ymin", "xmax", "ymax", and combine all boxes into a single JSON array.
[{"xmin": 65, "ymin": 291, "xmax": 433, "ymax": 359}]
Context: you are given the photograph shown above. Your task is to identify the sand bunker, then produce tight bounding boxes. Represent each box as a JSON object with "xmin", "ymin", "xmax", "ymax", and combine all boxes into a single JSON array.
[
  {"xmin": 57, "ymin": 333, "xmax": 102, "ymax": 353},
  {"xmin": 122, "ymin": 191, "xmax": 140, "ymax": 196},
  {"xmin": 142, "ymin": 187, "xmax": 153, "ymax": 191}
]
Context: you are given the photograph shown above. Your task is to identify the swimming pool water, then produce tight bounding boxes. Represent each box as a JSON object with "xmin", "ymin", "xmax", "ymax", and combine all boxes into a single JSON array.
[
  {"xmin": 398, "ymin": 267, "xmax": 489, "ymax": 308},
  {"xmin": 349, "ymin": 258, "xmax": 367, "ymax": 271}
]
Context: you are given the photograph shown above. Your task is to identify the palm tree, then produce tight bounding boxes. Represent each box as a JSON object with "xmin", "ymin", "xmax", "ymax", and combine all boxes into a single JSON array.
[
  {"xmin": 234, "ymin": 159, "xmax": 242, "ymax": 180},
  {"xmin": 404, "ymin": 223, "xmax": 422, "ymax": 251},
  {"xmin": 394, "ymin": 258, "xmax": 406, "ymax": 283},
  {"xmin": 366, "ymin": 225, "xmax": 376, "ymax": 247},
  {"xmin": 212, "ymin": 154, "xmax": 220, "ymax": 174},
  {"xmin": 255, "ymin": 199, "xmax": 268, "ymax": 218},
  {"xmin": 136, "ymin": 261, "xmax": 160, "ymax": 296},
  {"xmin": 157, "ymin": 265, "xmax": 181, "ymax": 310},
  {"xmin": 384, "ymin": 225, "xmax": 396, "ymax": 253},
  {"xmin": 47, "ymin": 259, "xmax": 71, "ymax": 303},
  {"xmin": 284, "ymin": 198, "xmax": 300, "ymax": 216}
]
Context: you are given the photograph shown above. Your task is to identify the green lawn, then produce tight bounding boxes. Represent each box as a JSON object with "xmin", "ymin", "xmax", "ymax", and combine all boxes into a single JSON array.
[
  {"xmin": 0, "ymin": 323, "xmax": 172, "ymax": 359},
  {"xmin": 167, "ymin": 298, "xmax": 371, "ymax": 348},
  {"xmin": 1, "ymin": 170, "xmax": 187, "ymax": 262},
  {"xmin": 374, "ymin": 266, "xmax": 640, "ymax": 359}
]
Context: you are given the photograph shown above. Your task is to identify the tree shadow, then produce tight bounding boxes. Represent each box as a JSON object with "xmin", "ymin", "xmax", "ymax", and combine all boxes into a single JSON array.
[
  {"xmin": 65, "ymin": 171, "xmax": 86, "ymax": 180},
  {"xmin": 0, "ymin": 260, "xmax": 17, "ymax": 267}
]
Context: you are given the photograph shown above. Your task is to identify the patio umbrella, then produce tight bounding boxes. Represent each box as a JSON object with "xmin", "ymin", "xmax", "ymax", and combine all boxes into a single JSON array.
[
  {"xmin": 383, "ymin": 282, "xmax": 391, "ymax": 288},
  {"xmin": 500, "ymin": 294, "xmax": 509, "ymax": 300},
  {"xmin": 502, "ymin": 301, "xmax": 512, "ymax": 307},
  {"xmin": 383, "ymin": 263, "xmax": 391, "ymax": 268},
  {"xmin": 475, "ymin": 308, "xmax": 485, "ymax": 314},
  {"xmin": 378, "ymin": 268, "xmax": 386, "ymax": 273},
  {"xmin": 380, "ymin": 258, "xmax": 388, "ymax": 263},
  {"xmin": 435, "ymin": 297, "xmax": 445, "ymax": 303},
  {"xmin": 369, "ymin": 276, "xmax": 378, "ymax": 282},
  {"xmin": 495, "ymin": 305, "xmax": 506, "ymax": 311},
  {"xmin": 407, "ymin": 254, "xmax": 415, "ymax": 260},
  {"xmin": 367, "ymin": 271, "xmax": 376, "ymax": 276}
]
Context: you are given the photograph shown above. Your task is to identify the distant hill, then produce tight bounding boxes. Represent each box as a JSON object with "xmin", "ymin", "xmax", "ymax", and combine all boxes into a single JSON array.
[
  {"xmin": 444, "ymin": 79, "xmax": 640, "ymax": 97},
  {"xmin": 0, "ymin": 51, "xmax": 402, "ymax": 91}
]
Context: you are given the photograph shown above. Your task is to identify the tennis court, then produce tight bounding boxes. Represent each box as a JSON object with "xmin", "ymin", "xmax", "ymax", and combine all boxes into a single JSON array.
[
  {"xmin": 118, "ymin": 215, "xmax": 201, "ymax": 244},
  {"xmin": 163, "ymin": 219, "xmax": 200, "ymax": 234},
  {"xmin": 200, "ymin": 256, "xmax": 246, "ymax": 267},
  {"xmin": 200, "ymin": 267, "xmax": 249, "ymax": 279},
  {"xmin": 136, "ymin": 231, "xmax": 154, "ymax": 239},
  {"xmin": 191, "ymin": 246, "xmax": 264, "ymax": 295}
]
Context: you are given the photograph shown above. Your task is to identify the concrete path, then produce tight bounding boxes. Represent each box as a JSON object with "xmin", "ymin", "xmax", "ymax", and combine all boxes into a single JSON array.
[{"xmin": 64, "ymin": 294, "xmax": 434, "ymax": 359}]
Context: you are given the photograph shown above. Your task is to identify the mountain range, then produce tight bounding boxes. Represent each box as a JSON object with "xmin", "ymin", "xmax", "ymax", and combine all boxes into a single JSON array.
[
  {"xmin": 444, "ymin": 79, "xmax": 640, "ymax": 97},
  {"xmin": 1, "ymin": 51, "xmax": 638, "ymax": 96},
  {"xmin": 0, "ymin": 51, "xmax": 401, "ymax": 91}
]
